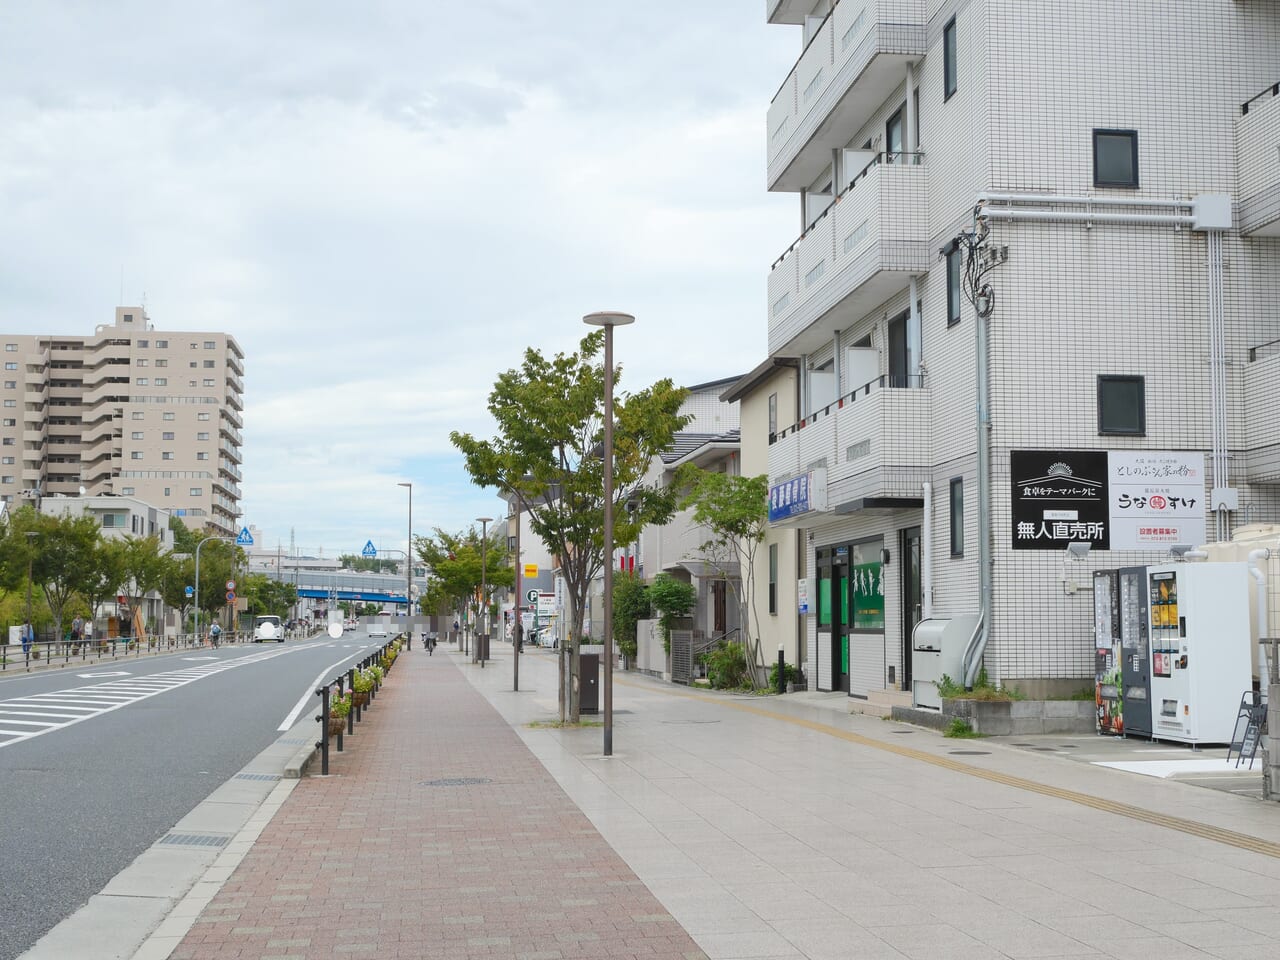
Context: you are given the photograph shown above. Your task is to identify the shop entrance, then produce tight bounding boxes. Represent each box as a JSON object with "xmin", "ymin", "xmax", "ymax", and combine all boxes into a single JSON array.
[
  {"xmin": 900, "ymin": 526, "xmax": 921, "ymax": 689},
  {"xmin": 817, "ymin": 539, "xmax": 884, "ymax": 694},
  {"xmin": 816, "ymin": 547, "xmax": 849, "ymax": 692}
]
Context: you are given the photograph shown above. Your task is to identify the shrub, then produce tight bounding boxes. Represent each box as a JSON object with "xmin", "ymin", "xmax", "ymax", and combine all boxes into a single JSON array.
[
  {"xmin": 767, "ymin": 661, "xmax": 804, "ymax": 691},
  {"xmin": 613, "ymin": 571, "xmax": 649, "ymax": 660},
  {"xmin": 649, "ymin": 574, "xmax": 696, "ymax": 653},
  {"xmin": 944, "ymin": 718, "xmax": 981, "ymax": 738},
  {"xmin": 702, "ymin": 641, "xmax": 750, "ymax": 690}
]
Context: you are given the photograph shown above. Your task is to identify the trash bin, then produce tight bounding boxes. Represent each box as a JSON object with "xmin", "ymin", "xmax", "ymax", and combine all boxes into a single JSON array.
[
  {"xmin": 580, "ymin": 653, "xmax": 600, "ymax": 714},
  {"xmin": 476, "ymin": 632, "xmax": 490, "ymax": 662}
]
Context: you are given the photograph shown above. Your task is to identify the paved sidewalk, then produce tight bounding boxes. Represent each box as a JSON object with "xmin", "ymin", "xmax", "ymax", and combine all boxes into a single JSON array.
[
  {"xmin": 149, "ymin": 641, "xmax": 1280, "ymax": 960},
  {"xmin": 163, "ymin": 645, "xmax": 707, "ymax": 960}
]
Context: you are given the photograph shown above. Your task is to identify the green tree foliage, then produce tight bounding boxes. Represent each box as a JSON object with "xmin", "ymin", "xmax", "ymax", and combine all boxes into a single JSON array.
[
  {"xmin": 612, "ymin": 571, "xmax": 649, "ymax": 661},
  {"xmin": 451, "ymin": 331, "xmax": 689, "ymax": 721},
  {"xmin": 243, "ymin": 572, "xmax": 297, "ymax": 618},
  {"xmin": 160, "ymin": 552, "xmax": 197, "ymax": 630},
  {"xmin": 120, "ymin": 536, "xmax": 167, "ymax": 628},
  {"xmin": 415, "ymin": 527, "xmax": 511, "ymax": 627},
  {"xmin": 674, "ymin": 465, "xmax": 770, "ymax": 686},
  {"xmin": 168, "ymin": 515, "xmax": 200, "ymax": 554},
  {"xmin": 338, "ymin": 553, "xmax": 401, "ymax": 574},
  {"xmin": 82, "ymin": 538, "xmax": 128, "ymax": 626},
  {"xmin": 24, "ymin": 510, "xmax": 103, "ymax": 642},
  {"xmin": 648, "ymin": 573, "xmax": 697, "ymax": 653}
]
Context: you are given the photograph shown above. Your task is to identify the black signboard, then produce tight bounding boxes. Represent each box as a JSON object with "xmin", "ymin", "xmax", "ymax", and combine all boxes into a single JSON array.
[{"xmin": 1010, "ymin": 450, "xmax": 1110, "ymax": 550}]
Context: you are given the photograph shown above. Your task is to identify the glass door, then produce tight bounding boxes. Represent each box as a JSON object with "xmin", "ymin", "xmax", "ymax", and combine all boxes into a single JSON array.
[{"xmin": 900, "ymin": 527, "xmax": 921, "ymax": 689}]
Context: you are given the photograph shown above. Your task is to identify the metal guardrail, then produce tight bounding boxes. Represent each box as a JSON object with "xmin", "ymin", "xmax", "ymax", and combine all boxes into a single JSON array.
[
  {"xmin": 313, "ymin": 635, "xmax": 401, "ymax": 776},
  {"xmin": 0, "ymin": 626, "xmax": 322, "ymax": 671}
]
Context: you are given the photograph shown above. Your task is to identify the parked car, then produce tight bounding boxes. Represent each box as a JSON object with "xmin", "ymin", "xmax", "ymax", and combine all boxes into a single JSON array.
[
  {"xmin": 368, "ymin": 621, "xmax": 388, "ymax": 638},
  {"xmin": 253, "ymin": 615, "xmax": 284, "ymax": 643}
]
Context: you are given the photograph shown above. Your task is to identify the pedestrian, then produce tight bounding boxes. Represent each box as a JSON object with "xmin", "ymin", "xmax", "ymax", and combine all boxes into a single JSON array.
[
  {"xmin": 453, "ymin": 619, "xmax": 460, "ymax": 644},
  {"xmin": 20, "ymin": 620, "xmax": 32, "ymax": 656},
  {"xmin": 83, "ymin": 618, "xmax": 94, "ymax": 651},
  {"xmin": 71, "ymin": 614, "xmax": 83, "ymax": 647}
]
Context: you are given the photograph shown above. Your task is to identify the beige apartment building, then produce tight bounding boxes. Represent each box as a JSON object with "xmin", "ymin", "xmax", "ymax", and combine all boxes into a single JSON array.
[{"xmin": 0, "ymin": 306, "xmax": 244, "ymax": 536}]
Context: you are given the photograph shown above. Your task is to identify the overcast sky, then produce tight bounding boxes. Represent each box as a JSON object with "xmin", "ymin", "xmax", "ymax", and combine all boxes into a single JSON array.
[{"xmin": 0, "ymin": 2, "xmax": 797, "ymax": 558}]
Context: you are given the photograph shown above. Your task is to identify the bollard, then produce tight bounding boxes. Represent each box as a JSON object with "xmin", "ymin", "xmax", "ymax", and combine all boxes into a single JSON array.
[
  {"xmin": 334, "ymin": 678, "xmax": 344, "ymax": 753},
  {"xmin": 777, "ymin": 645, "xmax": 786, "ymax": 695},
  {"xmin": 348, "ymin": 667, "xmax": 358, "ymax": 732}
]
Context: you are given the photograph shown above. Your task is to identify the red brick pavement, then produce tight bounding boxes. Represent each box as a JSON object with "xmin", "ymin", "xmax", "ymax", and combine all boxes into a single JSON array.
[{"xmin": 170, "ymin": 647, "xmax": 708, "ymax": 960}]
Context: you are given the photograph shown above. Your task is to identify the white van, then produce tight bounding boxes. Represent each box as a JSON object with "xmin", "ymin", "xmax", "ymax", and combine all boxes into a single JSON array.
[
  {"xmin": 368, "ymin": 621, "xmax": 388, "ymax": 638},
  {"xmin": 254, "ymin": 615, "xmax": 284, "ymax": 642}
]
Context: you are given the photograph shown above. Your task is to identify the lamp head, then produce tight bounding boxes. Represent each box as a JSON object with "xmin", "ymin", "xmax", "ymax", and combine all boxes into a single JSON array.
[{"xmin": 582, "ymin": 311, "xmax": 636, "ymax": 328}]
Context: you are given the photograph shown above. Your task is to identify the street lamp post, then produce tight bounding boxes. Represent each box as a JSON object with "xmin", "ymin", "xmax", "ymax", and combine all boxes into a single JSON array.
[
  {"xmin": 25, "ymin": 530, "xmax": 37, "ymax": 644},
  {"xmin": 476, "ymin": 516, "xmax": 492, "ymax": 667},
  {"xmin": 194, "ymin": 535, "xmax": 232, "ymax": 642},
  {"xmin": 398, "ymin": 482, "xmax": 413, "ymax": 638},
  {"xmin": 583, "ymin": 310, "xmax": 635, "ymax": 758}
]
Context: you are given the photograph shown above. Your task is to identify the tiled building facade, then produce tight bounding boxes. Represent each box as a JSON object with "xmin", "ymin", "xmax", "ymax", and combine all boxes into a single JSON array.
[
  {"xmin": 758, "ymin": 1, "xmax": 1280, "ymax": 699},
  {"xmin": 0, "ymin": 307, "xmax": 244, "ymax": 536}
]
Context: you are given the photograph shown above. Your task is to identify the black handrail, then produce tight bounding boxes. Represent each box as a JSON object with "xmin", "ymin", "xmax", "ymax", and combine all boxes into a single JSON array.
[
  {"xmin": 1249, "ymin": 337, "xmax": 1280, "ymax": 362},
  {"xmin": 771, "ymin": 152, "xmax": 926, "ymax": 270},
  {"xmin": 771, "ymin": 373, "xmax": 926, "ymax": 444},
  {"xmin": 1242, "ymin": 81, "xmax": 1280, "ymax": 116},
  {"xmin": 313, "ymin": 636, "xmax": 400, "ymax": 776}
]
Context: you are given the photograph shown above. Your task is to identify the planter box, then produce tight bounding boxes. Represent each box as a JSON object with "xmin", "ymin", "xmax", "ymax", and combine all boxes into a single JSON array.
[{"xmin": 942, "ymin": 698, "xmax": 1094, "ymax": 736}]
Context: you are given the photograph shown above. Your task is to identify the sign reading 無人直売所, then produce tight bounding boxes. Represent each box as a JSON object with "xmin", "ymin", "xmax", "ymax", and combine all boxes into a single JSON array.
[{"xmin": 1011, "ymin": 450, "xmax": 1206, "ymax": 551}]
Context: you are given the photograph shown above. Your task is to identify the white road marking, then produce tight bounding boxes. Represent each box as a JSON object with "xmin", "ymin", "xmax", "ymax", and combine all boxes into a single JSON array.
[
  {"xmin": 76, "ymin": 672, "xmax": 132, "ymax": 678},
  {"xmin": 0, "ymin": 645, "xmax": 299, "ymax": 749},
  {"xmin": 278, "ymin": 653, "xmax": 368, "ymax": 731}
]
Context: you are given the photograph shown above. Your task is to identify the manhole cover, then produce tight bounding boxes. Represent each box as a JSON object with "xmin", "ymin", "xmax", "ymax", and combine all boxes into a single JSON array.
[
  {"xmin": 419, "ymin": 777, "xmax": 493, "ymax": 787},
  {"xmin": 948, "ymin": 750, "xmax": 991, "ymax": 756}
]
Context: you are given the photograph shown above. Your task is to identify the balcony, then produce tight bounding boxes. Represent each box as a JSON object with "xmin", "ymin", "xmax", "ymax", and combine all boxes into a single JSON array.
[
  {"xmin": 226, "ymin": 351, "xmax": 244, "ymax": 376},
  {"xmin": 220, "ymin": 439, "xmax": 242, "ymax": 464},
  {"xmin": 221, "ymin": 406, "xmax": 243, "ymax": 430},
  {"xmin": 225, "ymin": 370, "xmax": 244, "ymax": 394},
  {"xmin": 768, "ymin": 375, "xmax": 931, "ymax": 517},
  {"xmin": 1238, "ymin": 81, "xmax": 1280, "ymax": 236},
  {"xmin": 768, "ymin": 154, "xmax": 930, "ymax": 356},
  {"xmin": 767, "ymin": 0, "xmax": 926, "ymax": 192},
  {"xmin": 1243, "ymin": 345, "xmax": 1280, "ymax": 480},
  {"xmin": 219, "ymin": 459, "xmax": 242, "ymax": 482}
]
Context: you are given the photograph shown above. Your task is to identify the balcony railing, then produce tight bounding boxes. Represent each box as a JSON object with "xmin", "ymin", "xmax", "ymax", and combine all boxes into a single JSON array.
[
  {"xmin": 767, "ymin": 0, "xmax": 927, "ymax": 191},
  {"xmin": 1237, "ymin": 79, "xmax": 1280, "ymax": 236},
  {"xmin": 768, "ymin": 154, "xmax": 929, "ymax": 355}
]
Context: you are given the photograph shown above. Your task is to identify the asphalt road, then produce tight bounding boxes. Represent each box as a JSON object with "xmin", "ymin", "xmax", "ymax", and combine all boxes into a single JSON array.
[{"xmin": 0, "ymin": 631, "xmax": 386, "ymax": 960}]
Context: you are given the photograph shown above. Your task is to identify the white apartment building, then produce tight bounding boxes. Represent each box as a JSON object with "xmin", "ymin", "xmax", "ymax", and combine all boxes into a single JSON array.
[
  {"xmin": 0, "ymin": 306, "xmax": 244, "ymax": 536},
  {"xmin": 761, "ymin": 1, "xmax": 1280, "ymax": 701}
]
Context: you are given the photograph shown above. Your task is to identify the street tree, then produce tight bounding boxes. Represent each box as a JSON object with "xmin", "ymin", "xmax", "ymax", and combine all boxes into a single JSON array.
[
  {"xmin": 120, "ymin": 536, "xmax": 168, "ymax": 640},
  {"xmin": 415, "ymin": 527, "xmax": 511, "ymax": 633},
  {"xmin": 674, "ymin": 465, "xmax": 770, "ymax": 686},
  {"xmin": 25, "ymin": 510, "xmax": 103, "ymax": 643},
  {"xmin": 452, "ymin": 330, "xmax": 688, "ymax": 721},
  {"xmin": 81, "ymin": 538, "xmax": 128, "ymax": 631},
  {"xmin": 160, "ymin": 552, "xmax": 197, "ymax": 633}
]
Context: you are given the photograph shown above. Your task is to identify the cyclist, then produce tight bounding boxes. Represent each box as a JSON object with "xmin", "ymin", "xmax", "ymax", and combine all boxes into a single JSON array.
[{"xmin": 208, "ymin": 622, "xmax": 221, "ymax": 648}]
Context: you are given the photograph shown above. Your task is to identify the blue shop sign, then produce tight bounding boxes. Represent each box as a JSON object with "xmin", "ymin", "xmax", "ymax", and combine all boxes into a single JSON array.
[{"xmin": 769, "ymin": 469, "xmax": 828, "ymax": 524}]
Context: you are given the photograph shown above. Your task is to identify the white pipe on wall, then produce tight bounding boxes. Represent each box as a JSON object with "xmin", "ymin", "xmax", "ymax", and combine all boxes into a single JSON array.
[
  {"xmin": 1250, "ymin": 548, "xmax": 1272, "ymax": 694},
  {"xmin": 921, "ymin": 481, "xmax": 933, "ymax": 621}
]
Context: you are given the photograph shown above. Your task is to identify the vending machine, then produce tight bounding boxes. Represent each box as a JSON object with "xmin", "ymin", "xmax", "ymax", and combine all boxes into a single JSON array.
[
  {"xmin": 1093, "ymin": 570, "xmax": 1122, "ymax": 735},
  {"xmin": 1118, "ymin": 566, "xmax": 1152, "ymax": 738},
  {"xmin": 1145, "ymin": 562, "xmax": 1252, "ymax": 744},
  {"xmin": 1093, "ymin": 567, "xmax": 1152, "ymax": 738}
]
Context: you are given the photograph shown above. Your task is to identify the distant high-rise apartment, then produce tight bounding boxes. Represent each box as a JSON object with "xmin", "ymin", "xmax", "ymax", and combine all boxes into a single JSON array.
[
  {"xmin": 758, "ymin": 1, "xmax": 1280, "ymax": 700},
  {"xmin": 0, "ymin": 307, "xmax": 244, "ymax": 536}
]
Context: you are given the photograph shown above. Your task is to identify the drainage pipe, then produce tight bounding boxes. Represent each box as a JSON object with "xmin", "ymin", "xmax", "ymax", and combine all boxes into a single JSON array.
[
  {"xmin": 921, "ymin": 481, "xmax": 933, "ymax": 621},
  {"xmin": 982, "ymin": 209, "xmax": 1194, "ymax": 227},
  {"xmin": 963, "ymin": 210, "xmax": 994, "ymax": 689},
  {"xmin": 978, "ymin": 192, "xmax": 1193, "ymax": 209}
]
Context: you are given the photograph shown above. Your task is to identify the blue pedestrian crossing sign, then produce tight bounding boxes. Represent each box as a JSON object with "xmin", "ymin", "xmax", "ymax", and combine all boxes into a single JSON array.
[
  {"xmin": 236, "ymin": 527, "xmax": 254, "ymax": 546},
  {"xmin": 361, "ymin": 540, "xmax": 377, "ymax": 559}
]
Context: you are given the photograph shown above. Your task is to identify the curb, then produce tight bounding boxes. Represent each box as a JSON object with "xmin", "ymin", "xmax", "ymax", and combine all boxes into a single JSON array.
[{"xmin": 283, "ymin": 739, "xmax": 317, "ymax": 778}]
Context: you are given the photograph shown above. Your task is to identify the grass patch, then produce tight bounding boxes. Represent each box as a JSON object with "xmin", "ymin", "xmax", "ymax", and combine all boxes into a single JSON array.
[
  {"xmin": 936, "ymin": 667, "xmax": 1025, "ymax": 702},
  {"xmin": 527, "ymin": 719, "xmax": 603, "ymax": 729},
  {"xmin": 943, "ymin": 718, "xmax": 984, "ymax": 739}
]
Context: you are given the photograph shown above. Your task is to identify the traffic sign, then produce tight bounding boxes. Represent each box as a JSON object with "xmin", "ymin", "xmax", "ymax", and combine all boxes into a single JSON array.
[
  {"xmin": 236, "ymin": 527, "xmax": 254, "ymax": 546},
  {"xmin": 225, "ymin": 579, "xmax": 235, "ymax": 591},
  {"xmin": 226, "ymin": 590, "xmax": 236, "ymax": 602},
  {"xmin": 525, "ymin": 588, "xmax": 540, "ymax": 604},
  {"xmin": 184, "ymin": 585, "xmax": 194, "ymax": 598},
  {"xmin": 361, "ymin": 540, "xmax": 377, "ymax": 559},
  {"xmin": 523, "ymin": 563, "xmax": 538, "ymax": 579}
]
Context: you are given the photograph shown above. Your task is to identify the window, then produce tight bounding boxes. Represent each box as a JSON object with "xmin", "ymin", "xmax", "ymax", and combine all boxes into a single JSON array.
[
  {"xmin": 1, "ymin": 439, "xmax": 12, "ymax": 446},
  {"xmin": 4, "ymin": 344, "xmax": 16, "ymax": 352},
  {"xmin": 947, "ymin": 247, "xmax": 962, "ymax": 326},
  {"xmin": 163, "ymin": 412, "xmax": 175, "ymax": 421},
  {"xmin": 2, "ymin": 457, "xmax": 12, "ymax": 465},
  {"xmin": 163, "ymin": 487, "xmax": 171, "ymax": 497},
  {"xmin": 943, "ymin": 17, "xmax": 957, "ymax": 99},
  {"xmin": 2, "ymin": 400, "xmax": 13, "ymax": 408},
  {"xmin": 131, "ymin": 431, "xmax": 144, "ymax": 440},
  {"xmin": 197, "ymin": 431, "xmax": 209, "ymax": 440},
  {"xmin": 155, "ymin": 377, "xmax": 167, "ymax": 385},
  {"xmin": 1093, "ymin": 129, "xmax": 1139, "ymax": 188},
  {"xmin": 162, "ymin": 451, "xmax": 174, "ymax": 460},
  {"xmin": 1, "ymin": 476, "xmax": 11, "ymax": 484},
  {"xmin": 950, "ymin": 478, "xmax": 964, "ymax": 557},
  {"xmin": 136, "ymin": 358, "xmax": 148, "ymax": 366},
  {"xmin": 132, "ymin": 411, "xmax": 144, "ymax": 420},
  {"xmin": 155, "ymin": 359, "xmax": 167, "ymax": 367},
  {"xmin": 203, "ymin": 360, "xmax": 215, "ymax": 368},
  {"xmin": 4, "ymin": 381, "xmax": 13, "ymax": 389},
  {"xmin": 121, "ymin": 486, "xmax": 134, "ymax": 495},
  {"xmin": 197, "ymin": 452, "xmax": 209, "ymax": 460},
  {"xmin": 189, "ymin": 361, "xmax": 197, "ymax": 368},
  {"xmin": 1098, "ymin": 375, "xmax": 1145, "ymax": 435},
  {"xmin": 137, "ymin": 339, "xmax": 148, "ymax": 348},
  {"xmin": 188, "ymin": 380, "xmax": 197, "ymax": 387},
  {"xmin": 190, "ymin": 343, "xmax": 197, "ymax": 350},
  {"xmin": 886, "ymin": 107, "xmax": 904, "ymax": 156},
  {"xmin": 190, "ymin": 487, "xmax": 203, "ymax": 496},
  {"xmin": 136, "ymin": 378, "xmax": 148, "ymax": 386},
  {"xmin": 4, "ymin": 363, "xmax": 14, "ymax": 370},
  {"xmin": 197, "ymin": 412, "xmax": 210, "ymax": 421},
  {"xmin": 204, "ymin": 341, "xmax": 215, "ymax": 350},
  {"xmin": 202, "ymin": 379, "xmax": 214, "ymax": 387},
  {"xmin": 131, "ymin": 451, "xmax": 143, "ymax": 460},
  {"xmin": 122, "ymin": 314, "xmax": 133, "ymax": 322},
  {"xmin": 1, "ymin": 419, "xmax": 11, "ymax": 427},
  {"xmin": 768, "ymin": 392, "xmax": 778, "ymax": 440},
  {"xmin": 768, "ymin": 543, "xmax": 778, "ymax": 615},
  {"xmin": 162, "ymin": 431, "xmax": 174, "ymax": 440},
  {"xmin": 156, "ymin": 339, "xmax": 167, "ymax": 348}
]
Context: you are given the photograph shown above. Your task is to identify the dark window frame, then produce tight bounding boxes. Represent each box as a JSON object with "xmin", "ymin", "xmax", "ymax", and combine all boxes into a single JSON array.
[
  {"xmin": 1097, "ymin": 375, "xmax": 1146, "ymax": 436},
  {"xmin": 1093, "ymin": 128, "xmax": 1139, "ymax": 188},
  {"xmin": 768, "ymin": 392, "xmax": 778, "ymax": 443},
  {"xmin": 946, "ymin": 248, "xmax": 962, "ymax": 327},
  {"xmin": 949, "ymin": 477, "xmax": 964, "ymax": 557},
  {"xmin": 943, "ymin": 17, "xmax": 957, "ymax": 100}
]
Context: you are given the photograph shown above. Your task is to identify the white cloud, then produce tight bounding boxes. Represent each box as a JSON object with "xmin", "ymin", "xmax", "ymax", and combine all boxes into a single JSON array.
[{"xmin": 0, "ymin": 1, "xmax": 799, "ymax": 554}]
